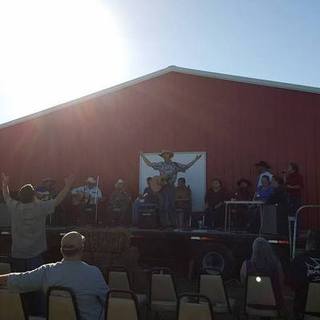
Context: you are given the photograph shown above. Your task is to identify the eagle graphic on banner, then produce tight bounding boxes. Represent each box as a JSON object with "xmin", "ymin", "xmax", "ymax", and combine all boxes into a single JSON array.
[{"xmin": 306, "ymin": 257, "xmax": 320, "ymax": 281}]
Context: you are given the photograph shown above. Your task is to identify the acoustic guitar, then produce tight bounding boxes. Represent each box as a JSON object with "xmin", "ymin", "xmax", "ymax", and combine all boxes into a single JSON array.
[
  {"xmin": 150, "ymin": 175, "xmax": 169, "ymax": 193},
  {"xmin": 72, "ymin": 192, "xmax": 90, "ymax": 206}
]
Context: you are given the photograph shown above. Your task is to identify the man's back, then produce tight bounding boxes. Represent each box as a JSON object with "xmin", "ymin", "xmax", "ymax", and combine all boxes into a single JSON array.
[
  {"xmin": 8, "ymin": 260, "xmax": 108, "ymax": 320},
  {"xmin": 6, "ymin": 199, "xmax": 55, "ymax": 258}
]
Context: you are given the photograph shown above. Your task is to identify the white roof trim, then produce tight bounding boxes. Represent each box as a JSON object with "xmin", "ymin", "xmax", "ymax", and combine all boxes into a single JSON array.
[{"xmin": 1, "ymin": 65, "xmax": 319, "ymax": 130}]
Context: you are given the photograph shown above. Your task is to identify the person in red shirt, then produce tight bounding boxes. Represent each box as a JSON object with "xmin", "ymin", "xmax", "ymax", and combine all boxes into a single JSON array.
[{"xmin": 283, "ymin": 162, "xmax": 304, "ymax": 217}]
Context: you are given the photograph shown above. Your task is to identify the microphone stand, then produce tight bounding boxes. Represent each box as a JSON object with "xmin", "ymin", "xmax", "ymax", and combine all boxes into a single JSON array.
[{"xmin": 95, "ymin": 176, "xmax": 100, "ymax": 225}]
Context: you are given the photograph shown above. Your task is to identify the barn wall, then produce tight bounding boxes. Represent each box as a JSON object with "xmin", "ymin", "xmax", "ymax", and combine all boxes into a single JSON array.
[{"xmin": 0, "ymin": 71, "xmax": 320, "ymax": 227}]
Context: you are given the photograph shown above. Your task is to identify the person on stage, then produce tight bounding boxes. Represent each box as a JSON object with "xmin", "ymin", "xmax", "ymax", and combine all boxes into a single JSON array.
[
  {"xmin": 107, "ymin": 179, "xmax": 132, "ymax": 226},
  {"xmin": 283, "ymin": 162, "xmax": 304, "ymax": 216},
  {"xmin": 35, "ymin": 177, "xmax": 57, "ymax": 201},
  {"xmin": 71, "ymin": 176, "xmax": 102, "ymax": 225},
  {"xmin": 140, "ymin": 150, "xmax": 201, "ymax": 228}
]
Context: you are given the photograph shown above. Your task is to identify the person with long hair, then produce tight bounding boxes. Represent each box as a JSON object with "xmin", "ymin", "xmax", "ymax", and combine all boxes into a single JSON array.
[{"xmin": 240, "ymin": 237, "xmax": 284, "ymax": 306}]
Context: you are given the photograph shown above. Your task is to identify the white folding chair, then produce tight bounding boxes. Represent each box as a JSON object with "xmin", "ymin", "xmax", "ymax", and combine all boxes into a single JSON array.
[
  {"xmin": 150, "ymin": 268, "xmax": 177, "ymax": 315},
  {"xmin": 0, "ymin": 288, "xmax": 26, "ymax": 320},
  {"xmin": 244, "ymin": 275, "xmax": 282, "ymax": 318},
  {"xmin": 303, "ymin": 281, "xmax": 320, "ymax": 319},
  {"xmin": 178, "ymin": 294, "xmax": 214, "ymax": 320},
  {"xmin": 199, "ymin": 273, "xmax": 234, "ymax": 314},
  {"xmin": 106, "ymin": 289, "xmax": 139, "ymax": 320},
  {"xmin": 47, "ymin": 286, "xmax": 79, "ymax": 320}
]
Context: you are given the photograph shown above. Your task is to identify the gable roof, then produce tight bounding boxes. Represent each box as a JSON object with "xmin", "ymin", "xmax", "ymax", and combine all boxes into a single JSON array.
[{"xmin": 1, "ymin": 65, "xmax": 319, "ymax": 130}]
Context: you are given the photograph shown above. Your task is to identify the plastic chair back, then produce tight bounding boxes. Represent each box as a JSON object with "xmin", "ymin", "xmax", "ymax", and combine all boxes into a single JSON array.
[
  {"xmin": 245, "ymin": 275, "xmax": 279, "ymax": 318},
  {"xmin": 200, "ymin": 273, "xmax": 228, "ymax": 306},
  {"xmin": 47, "ymin": 286, "xmax": 79, "ymax": 320},
  {"xmin": 304, "ymin": 282, "xmax": 320, "ymax": 318},
  {"xmin": 106, "ymin": 289, "xmax": 139, "ymax": 320},
  {"xmin": 0, "ymin": 288, "xmax": 26, "ymax": 320},
  {"xmin": 178, "ymin": 294, "xmax": 213, "ymax": 320},
  {"xmin": 151, "ymin": 273, "xmax": 177, "ymax": 302}
]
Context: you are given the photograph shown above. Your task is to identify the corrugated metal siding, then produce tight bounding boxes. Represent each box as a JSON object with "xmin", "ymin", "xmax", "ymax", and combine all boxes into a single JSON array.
[{"xmin": 0, "ymin": 71, "xmax": 320, "ymax": 228}]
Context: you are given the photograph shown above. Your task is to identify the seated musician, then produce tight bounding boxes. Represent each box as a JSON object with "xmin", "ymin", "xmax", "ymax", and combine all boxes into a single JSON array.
[
  {"xmin": 35, "ymin": 178, "xmax": 64, "ymax": 226},
  {"xmin": 132, "ymin": 177, "xmax": 159, "ymax": 227},
  {"xmin": 233, "ymin": 178, "xmax": 253, "ymax": 201},
  {"xmin": 107, "ymin": 179, "xmax": 132, "ymax": 226},
  {"xmin": 204, "ymin": 179, "xmax": 229, "ymax": 229},
  {"xmin": 175, "ymin": 177, "xmax": 192, "ymax": 228},
  {"xmin": 71, "ymin": 177, "xmax": 102, "ymax": 225},
  {"xmin": 231, "ymin": 178, "xmax": 253, "ymax": 229},
  {"xmin": 35, "ymin": 178, "xmax": 57, "ymax": 201},
  {"xmin": 143, "ymin": 177, "xmax": 160, "ymax": 205}
]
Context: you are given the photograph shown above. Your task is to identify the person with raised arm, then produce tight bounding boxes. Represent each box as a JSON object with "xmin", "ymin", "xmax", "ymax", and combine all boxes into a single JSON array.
[
  {"xmin": 1, "ymin": 172, "xmax": 75, "ymax": 316},
  {"xmin": 140, "ymin": 150, "xmax": 201, "ymax": 228}
]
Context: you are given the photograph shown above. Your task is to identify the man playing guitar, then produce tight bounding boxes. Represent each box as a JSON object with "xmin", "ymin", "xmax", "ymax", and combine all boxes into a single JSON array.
[
  {"xmin": 71, "ymin": 177, "xmax": 102, "ymax": 225},
  {"xmin": 140, "ymin": 150, "xmax": 201, "ymax": 228}
]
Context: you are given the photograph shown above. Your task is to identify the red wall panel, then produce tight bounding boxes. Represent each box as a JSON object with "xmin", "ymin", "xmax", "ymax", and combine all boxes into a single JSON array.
[{"xmin": 0, "ymin": 72, "xmax": 320, "ymax": 228}]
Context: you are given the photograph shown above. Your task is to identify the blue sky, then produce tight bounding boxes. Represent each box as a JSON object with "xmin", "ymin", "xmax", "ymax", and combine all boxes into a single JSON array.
[{"xmin": 0, "ymin": 0, "xmax": 319, "ymax": 124}]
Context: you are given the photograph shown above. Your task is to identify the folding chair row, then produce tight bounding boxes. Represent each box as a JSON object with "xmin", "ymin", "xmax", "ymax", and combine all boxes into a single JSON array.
[
  {"xmin": 0, "ymin": 287, "xmax": 136, "ymax": 320},
  {"xmin": 243, "ymin": 275, "xmax": 320, "ymax": 319},
  {"xmin": 0, "ymin": 286, "xmax": 78, "ymax": 320},
  {"xmin": 149, "ymin": 267, "xmax": 234, "ymax": 317}
]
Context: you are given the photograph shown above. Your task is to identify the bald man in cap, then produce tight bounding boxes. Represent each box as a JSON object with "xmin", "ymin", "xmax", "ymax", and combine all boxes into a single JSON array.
[{"xmin": 0, "ymin": 231, "xmax": 108, "ymax": 320}]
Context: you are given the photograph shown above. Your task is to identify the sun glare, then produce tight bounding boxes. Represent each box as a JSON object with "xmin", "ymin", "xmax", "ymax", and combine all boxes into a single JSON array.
[{"xmin": 0, "ymin": 0, "xmax": 127, "ymax": 121}]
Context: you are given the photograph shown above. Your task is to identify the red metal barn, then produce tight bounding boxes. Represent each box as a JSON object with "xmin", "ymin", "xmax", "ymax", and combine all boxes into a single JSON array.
[{"xmin": 0, "ymin": 66, "xmax": 319, "ymax": 228}]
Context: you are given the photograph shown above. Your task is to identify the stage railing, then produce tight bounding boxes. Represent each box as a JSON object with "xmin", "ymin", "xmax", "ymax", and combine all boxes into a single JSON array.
[{"xmin": 289, "ymin": 204, "xmax": 320, "ymax": 260}]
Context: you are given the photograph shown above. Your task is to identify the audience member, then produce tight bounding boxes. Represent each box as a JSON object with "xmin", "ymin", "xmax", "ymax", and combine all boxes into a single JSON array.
[
  {"xmin": 255, "ymin": 160, "xmax": 273, "ymax": 187},
  {"xmin": 1, "ymin": 172, "xmax": 75, "ymax": 316},
  {"xmin": 266, "ymin": 176, "xmax": 289, "ymax": 235},
  {"xmin": 142, "ymin": 177, "xmax": 159, "ymax": 205},
  {"xmin": 71, "ymin": 177, "xmax": 103, "ymax": 225},
  {"xmin": 175, "ymin": 177, "xmax": 192, "ymax": 228},
  {"xmin": 108, "ymin": 179, "xmax": 132, "ymax": 226},
  {"xmin": 240, "ymin": 237, "xmax": 284, "ymax": 307},
  {"xmin": 288, "ymin": 230, "xmax": 320, "ymax": 319},
  {"xmin": 204, "ymin": 179, "xmax": 228, "ymax": 229},
  {"xmin": 0, "ymin": 231, "xmax": 108, "ymax": 320},
  {"xmin": 283, "ymin": 162, "xmax": 304, "ymax": 217},
  {"xmin": 254, "ymin": 175, "xmax": 273, "ymax": 202}
]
